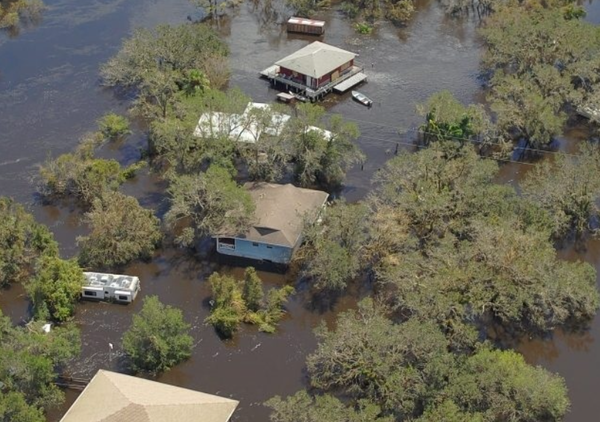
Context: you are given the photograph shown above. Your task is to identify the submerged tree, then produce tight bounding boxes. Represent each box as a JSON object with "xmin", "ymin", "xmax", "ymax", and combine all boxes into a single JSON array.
[
  {"xmin": 341, "ymin": 0, "xmax": 415, "ymax": 24},
  {"xmin": 306, "ymin": 299, "xmax": 451, "ymax": 418},
  {"xmin": 189, "ymin": 0, "xmax": 244, "ymax": 22},
  {"xmin": 372, "ymin": 145, "xmax": 598, "ymax": 345},
  {"xmin": 286, "ymin": 0, "xmax": 330, "ymax": 17},
  {"xmin": 25, "ymin": 256, "xmax": 83, "ymax": 322},
  {"xmin": 101, "ymin": 23, "xmax": 229, "ymax": 119},
  {"xmin": 97, "ymin": 113, "xmax": 131, "ymax": 142},
  {"xmin": 266, "ymin": 391, "xmax": 393, "ymax": 422},
  {"xmin": 38, "ymin": 133, "xmax": 142, "ymax": 207},
  {"xmin": 77, "ymin": 191, "xmax": 162, "ymax": 269},
  {"xmin": 206, "ymin": 268, "xmax": 295, "ymax": 337},
  {"xmin": 0, "ymin": 310, "xmax": 80, "ymax": 416},
  {"xmin": 481, "ymin": 4, "xmax": 599, "ymax": 149},
  {"xmin": 521, "ymin": 143, "xmax": 600, "ymax": 239},
  {"xmin": 0, "ymin": 197, "xmax": 58, "ymax": 287},
  {"xmin": 297, "ymin": 201, "xmax": 369, "ymax": 291},
  {"xmin": 122, "ymin": 296, "xmax": 193, "ymax": 373},
  {"xmin": 283, "ymin": 103, "xmax": 363, "ymax": 189},
  {"xmin": 417, "ymin": 90, "xmax": 496, "ymax": 149},
  {"xmin": 0, "ymin": 0, "xmax": 45, "ymax": 32},
  {"xmin": 270, "ymin": 298, "xmax": 571, "ymax": 421},
  {"xmin": 490, "ymin": 72, "xmax": 566, "ymax": 150},
  {"xmin": 378, "ymin": 217, "xmax": 599, "ymax": 346},
  {"xmin": 205, "ymin": 272, "xmax": 246, "ymax": 337},
  {"xmin": 165, "ymin": 165, "xmax": 255, "ymax": 246}
]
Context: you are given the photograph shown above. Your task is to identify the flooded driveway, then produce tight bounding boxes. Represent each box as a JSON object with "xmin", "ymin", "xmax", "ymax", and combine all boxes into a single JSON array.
[{"xmin": 1, "ymin": 0, "xmax": 600, "ymax": 420}]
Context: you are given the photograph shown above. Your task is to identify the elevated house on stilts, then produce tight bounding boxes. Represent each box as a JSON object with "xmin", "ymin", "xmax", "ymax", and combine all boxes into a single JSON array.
[{"xmin": 260, "ymin": 41, "xmax": 367, "ymax": 102}]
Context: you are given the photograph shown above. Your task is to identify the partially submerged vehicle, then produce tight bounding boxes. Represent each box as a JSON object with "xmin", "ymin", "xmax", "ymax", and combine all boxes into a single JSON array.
[{"xmin": 82, "ymin": 272, "xmax": 141, "ymax": 303}]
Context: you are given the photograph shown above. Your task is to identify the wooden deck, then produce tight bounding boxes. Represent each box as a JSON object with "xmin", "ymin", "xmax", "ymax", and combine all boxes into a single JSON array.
[
  {"xmin": 333, "ymin": 72, "xmax": 367, "ymax": 93},
  {"xmin": 260, "ymin": 65, "xmax": 364, "ymax": 101},
  {"xmin": 260, "ymin": 65, "xmax": 279, "ymax": 78}
]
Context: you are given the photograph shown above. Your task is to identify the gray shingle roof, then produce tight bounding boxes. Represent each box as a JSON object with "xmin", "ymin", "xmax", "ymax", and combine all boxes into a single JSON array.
[
  {"xmin": 239, "ymin": 183, "xmax": 329, "ymax": 248},
  {"xmin": 274, "ymin": 41, "xmax": 357, "ymax": 79}
]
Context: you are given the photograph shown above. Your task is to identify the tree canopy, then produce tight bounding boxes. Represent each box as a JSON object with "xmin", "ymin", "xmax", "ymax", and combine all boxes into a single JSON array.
[
  {"xmin": 0, "ymin": 0, "xmax": 44, "ymax": 32},
  {"xmin": 417, "ymin": 91, "xmax": 499, "ymax": 152},
  {"xmin": 25, "ymin": 256, "xmax": 83, "ymax": 322},
  {"xmin": 266, "ymin": 390, "xmax": 393, "ymax": 422},
  {"xmin": 165, "ymin": 165, "xmax": 255, "ymax": 246},
  {"xmin": 38, "ymin": 134, "xmax": 142, "ymax": 207},
  {"xmin": 0, "ymin": 197, "xmax": 58, "ymax": 287},
  {"xmin": 521, "ymin": 143, "xmax": 600, "ymax": 239},
  {"xmin": 282, "ymin": 103, "xmax": 363, "ymax": 189},
  {"xmin": 122, "ymin": 295, "xmax": 193, "ymax": 373},
  {"xmin": 77, "ymin": 191, "xmax": 162, "ymax": 269},
  {"xmin": 206, "ymin": 268, "xmax": 295, "ymax": 337},
  {"xmin": 294, "ymin": 144, "xmax": 599, "ymax": 347},
  {"xmin": 297, "ymin": 201, "xmax": 369, "ymax": 291},
  {"xmin": 273, "ymin": 298, "xmax": 570, "ymax": 421},
  {"xmin": 481, "ymin": 3, "xmax": 600, "ymax": 149},
  {"xmin": 101, "ymin": 23, "xmax": 229, "ymax": 119},
  {"xmin": 97, "ymin": 113, "xmax": 131, "ymax": 142},
  {"xmin": 0, "ymin": 311, "xmax": 80, "ymax": 418},
  {"xmin": 101, "ymin": 23, "xmax": 228, "ymax": 89}
]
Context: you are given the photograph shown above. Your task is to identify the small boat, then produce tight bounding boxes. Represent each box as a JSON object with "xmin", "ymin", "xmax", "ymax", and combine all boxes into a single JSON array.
[
  {"xmin": 289, "ymin": 90, "xmax": 308, "ymax": 102},
  {"xmin": 352, "ymin": 91, "xmax": 373, "ymax": 107}
]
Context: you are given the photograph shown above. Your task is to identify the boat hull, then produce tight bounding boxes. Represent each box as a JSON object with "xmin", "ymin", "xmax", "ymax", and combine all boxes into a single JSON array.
[{"xmin": 351, "ymin": 91, "xmax": 372, "ymax": 107}]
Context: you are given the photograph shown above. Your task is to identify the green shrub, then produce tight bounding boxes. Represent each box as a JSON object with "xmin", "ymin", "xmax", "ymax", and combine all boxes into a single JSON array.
[
  {"xmin": 123, "ymin": 296, "xmax": 193, "ymax": 373},
  {"xmin": 26, "ymin": 257, "xmax": 83, "ymax": 322},
  {"xmin": 354, "ymin": 22, "xmax": 373, "ymax": 34},
  {"xmin": 97, "ymin": 113, "xmax": 131, "ymax": 141},
  {"xmin": 205, "ymin": 268, "xmax": 294, "ymax": 338},
  {"xmin": 77, "ymin": 191, "xmax": 162, "ymax": 269}
]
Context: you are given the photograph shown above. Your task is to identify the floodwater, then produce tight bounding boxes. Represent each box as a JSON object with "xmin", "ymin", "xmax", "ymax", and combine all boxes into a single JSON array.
[{"xmin": 0, "ymin": 0, "xmax": 599, "ymax": 420}]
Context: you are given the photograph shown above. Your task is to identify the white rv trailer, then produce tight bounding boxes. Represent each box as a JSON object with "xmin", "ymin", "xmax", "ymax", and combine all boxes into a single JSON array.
[{"xmin": 82, "ymin": 272, "xmax": 141, "ymax": 303}]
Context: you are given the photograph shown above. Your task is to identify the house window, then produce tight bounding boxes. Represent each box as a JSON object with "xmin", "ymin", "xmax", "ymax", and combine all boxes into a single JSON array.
[
  {"xmin": 252, "ymin": 242, "xmax": 259, "ymax": 247},
  {"xmin": 84, "ymin": 291, "xmax": 97, "ymax": 297},
  {"xmin": 118, "ymin": 295, "xmax": 128, "ymax": 301},
  {"xmin": 218, "ymin": 237, "xmax": 236, "ymax": 250}
]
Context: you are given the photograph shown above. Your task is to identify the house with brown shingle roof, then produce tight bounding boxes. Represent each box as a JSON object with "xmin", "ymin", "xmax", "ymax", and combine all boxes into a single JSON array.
[
  {"xmin": 215, "ymin": 183, "xmax": 329, "ymax": 264},
  {"xmin": 60, "ymin": 370, "xmax": 238, "ymax": 422}
]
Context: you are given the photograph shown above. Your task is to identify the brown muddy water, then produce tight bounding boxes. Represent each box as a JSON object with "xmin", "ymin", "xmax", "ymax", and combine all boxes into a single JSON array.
[{"xmin": 1, "ymin": 0, "xmax": 600, "ymax": 420}]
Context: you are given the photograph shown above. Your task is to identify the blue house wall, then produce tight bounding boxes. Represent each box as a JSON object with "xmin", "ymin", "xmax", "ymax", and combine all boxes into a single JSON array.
[{"xmin": 216, "ymin": 238, "xmax": 294, "ymax": 264}]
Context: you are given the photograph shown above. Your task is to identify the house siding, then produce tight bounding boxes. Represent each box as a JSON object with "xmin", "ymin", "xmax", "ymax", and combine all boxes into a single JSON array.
[
  {"xmin": 286, "ymin": 19, "xmax": 325, "ymax": 35},
  {"xmin": 281, "ymin": 58, "xmax": 355, "ymax": 90},
  {"xmin": 216, "ymin": 238, "xmax": 294, "ymax": 264},
  {"xmin": 279, "ymin": 67, "xmax": 307, "ymax": 86}
]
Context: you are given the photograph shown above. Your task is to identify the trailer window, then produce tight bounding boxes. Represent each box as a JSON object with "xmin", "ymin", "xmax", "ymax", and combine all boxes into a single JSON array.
[
  {"xmin": 118, "ymin": 295, "xmax": 128, "ymax": 301},
  {"xmin": 84, "ymin": 291, "xmax": 97, "ymax": 297},
  {"xmin": 218, "ymin": 237, "xmax": 236, "ymax": 250}
]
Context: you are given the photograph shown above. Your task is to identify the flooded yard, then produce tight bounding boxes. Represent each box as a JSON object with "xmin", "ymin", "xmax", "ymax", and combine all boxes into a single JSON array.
[{"xmin": 1, "ymin": 0, "xmax": 600, "ymax": 420}]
